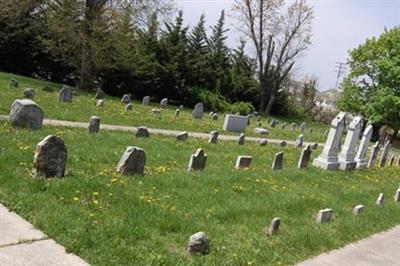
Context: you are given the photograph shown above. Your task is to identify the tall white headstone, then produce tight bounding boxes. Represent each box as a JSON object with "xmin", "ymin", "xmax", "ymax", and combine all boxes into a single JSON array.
[
  {"xmin": 313, "ymin": 112, "xmax": 347, "ymax": 170},
  {"xmin": 355, "ymin": 125, "xmax": 373, "ymax": 169},
  {"xmin": 379, "ymin": 140, "xmax": 391, "ymax": 167},
  {"xmin": 338, "ymin": 116, "xmax": 363, "ymax": 170}
]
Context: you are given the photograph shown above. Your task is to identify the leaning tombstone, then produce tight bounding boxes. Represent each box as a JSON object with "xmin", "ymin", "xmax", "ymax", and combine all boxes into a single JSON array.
[
  {"xmin": 313, "ymin": 112, "xmax": 347, "ymax": 170},
  {"xmin": 23, "ymin": 88, "xmax": 35, "ymax": 99},
  {"xmin": 9, "ymin": 99, "xmax": 44, "ymax": 129},
  {"xmin": 353, "ymin": 205, "xmax": 365, "ymax": 215},
  {"xmin": 238, "ymin": 133, "xmax": 245, "ymax": 145},
  {"xmin": 33, "ymin": 135, "xmax": 67, "ymax": 178},
  {"xmin": 259, "ymin": 139, "xmax": 268, "ymax": 146},
  {"xmin": 96, "ymin": 99, "xmax": 104, "ymax": 107},
  {"xmin": 116, "ymin": 146, "xmax": 146, "ymax": 175},
  {"xmin": 298, "ymin": 144, "xmax": 312, "ymax": 169},
  {"xmin": 223, "ymin": 114, "xmax": 248, "ymax": 133},
  {"xmin": 187, "ymin": 232, "xmax": 209, "ymax": 255},
  {"xmin": 208, "ymin": 131, "xmax": 219, "ymax": 144},
  {"xmin": 316, "ymin": 208, "xmax": 333, "ymax": 224},
  {"xmin": 394, "ymin": 188, "xmax": 400, "ymax": 203},
  {"xmin": 367, "ymin": 142, "xmax": 380, "ymax": 168},
  {"xmin": 136, "ymin": 126, "xmax": 150, "ymax": 138},
  {"xmin": 254, "ymin": 128, "xmax": 269, "ymax": 135},
  {"xmin": 160, "ymin": 98, "xmax": 168, "ymax": 107},
  {"xmin": 338, "ymin": 116, "xmax": 363, "ymax": 170},
  {"xmin": 59, "ymin": 85, "xmax": 73, "ymax": 102},
  {"xmin": 9, "ymin": 79, "xmax": 19, "ymax": 88},
  {"xmin": 379, "ymin": 141, "xmax": 391, "ymax": 167},
  {"xmin": 121, "ymin": 94, "xmax": 131, "ymax": 104},
  {"xmin": 125, "ymin": 103, "xmax": 133, "ymax": 111},
  {"xmin": 235, "ymin": 156, "xmax": 252, "ymax": 169},
  {"xmin": 88, "ymin": 116, "xmax": 100, "ymax": 134},
  {"xmin": 355, "ymin": 125, "xmax": 373, "ymax": 169},
  {"xmin": 295, "ymin": 134, "xmax": 304, "ymax": 148},
  {"xmin": 177, "ymin": 132, "xmax": 189, "ymax": 141},
  {"xmin": 192, "ymin": 102, "xmax": 204, "ymax": 119},
  {"xmin": 376, "ymin": 193, "xmax": 384, "ymax": 206},
  {"xmin": 272, "ymin": 152, "xmax": 284, "ymax": 170},
  {"xmin": 388, "ymin": 154, "xmax": 395, "ymax": 166},
  {"xmin": 188, "ymin": 148, "xmax": 207, "ymax": 171},
  {"xmin": 142, "ymin": 96, "xmax": 150, "ymax": 105},
  {"xmin": 265, "ymin": 217, "xmax": 281, "ymax": 236},
  {"xmin": 95, "ymin": 88, "xmax": 105, "ymax": 99}
]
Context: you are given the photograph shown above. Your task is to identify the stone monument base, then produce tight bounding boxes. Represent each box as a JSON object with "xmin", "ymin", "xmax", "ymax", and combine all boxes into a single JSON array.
[
  {"xmin": 312, "ymin": 156, "xmax": 340, "ymax": 170},
  {"xmin": 339, "ymin": 161, "xmax": 357, "ymax": 171}
]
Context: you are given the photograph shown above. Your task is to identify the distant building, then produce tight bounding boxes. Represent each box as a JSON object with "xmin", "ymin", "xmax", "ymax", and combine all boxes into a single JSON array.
[{"xmin": 315, "ymin": 88, "xmax": 340, "ymax": 112}]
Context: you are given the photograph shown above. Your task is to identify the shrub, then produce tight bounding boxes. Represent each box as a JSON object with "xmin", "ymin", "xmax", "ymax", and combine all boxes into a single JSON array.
[{"xmin": 229, "ymin": 102, "xmax": 254, "ymax": 115}]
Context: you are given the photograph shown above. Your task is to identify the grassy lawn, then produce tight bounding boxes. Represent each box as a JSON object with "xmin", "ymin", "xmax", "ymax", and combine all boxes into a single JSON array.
[
  {"xmin": 0, "ymin": 71, "xmax": 328, "ymax": 143},
  {"xmin": 1, "ymin": 120, "xmax": 400, "ymax": 265}
]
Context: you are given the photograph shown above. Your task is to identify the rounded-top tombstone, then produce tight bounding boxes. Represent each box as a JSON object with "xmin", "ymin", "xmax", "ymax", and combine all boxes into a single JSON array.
[{"xmin": 9, "ymin": 99, "xmax": 44, "ymax": 129}]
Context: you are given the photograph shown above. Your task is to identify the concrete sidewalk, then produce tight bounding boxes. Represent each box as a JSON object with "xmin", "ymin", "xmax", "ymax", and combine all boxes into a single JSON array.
[
  {"xmin": 0, "ymin": 203, "xmax": 89, "ymax": 266},
  {"xmin": 297, "ymin": 225, "xmax": 400, "ymax": 266},
  {"xmin": 0, "ymin": 115, "xmax": 324, "ymax": 147}
]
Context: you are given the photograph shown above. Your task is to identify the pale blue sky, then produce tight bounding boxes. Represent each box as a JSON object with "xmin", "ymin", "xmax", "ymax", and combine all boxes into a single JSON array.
[{"xmin": 177, "ymin": 0, "xmax": 400, "ymax": 91}]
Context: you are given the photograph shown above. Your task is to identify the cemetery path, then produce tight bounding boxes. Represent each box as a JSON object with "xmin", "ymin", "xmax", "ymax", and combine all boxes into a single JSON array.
[
  {"xmin": 0, "ymin": 203, "xmax": 90, "ymax": 266},
  {"xmin": 0, "ymin": 115, "xmax": 324, "ymax": 147},
  {"xmin": 297, "ymin": 224, "xmax": 400, "ymax": 266}
]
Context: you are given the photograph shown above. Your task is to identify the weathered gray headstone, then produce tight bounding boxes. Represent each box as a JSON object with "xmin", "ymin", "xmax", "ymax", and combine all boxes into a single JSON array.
[
  {"xmin": 272, "ymin": 152, "xmax": 283, "ymax": 170},
  {"xmin": 33, "ymin": 135, "xmax": 67, "ymax": 178},
  {"xmin": 208, "ymin": 131, "xmax": 219, "ymax": 144},
  {"xmin": 188, "ymin": 148, "xmax": 207, "ymax": 171},
  {"xmin": 353, "ymin": 205, "xmax": 364, "ymax": 215},
  {"xmin": 379, "ymin": 141, "xmax": 391, "ymax": 167},
  {"xmin": 376, "ymin": 193, "xmax": 384, "ymax": 206},
  {"xmin": 179, "ymin": 105, "xmax": 184, "ymax": 110},
  {"xmin": 160, "ymin": 98, "xmax": 168, "ymax": 107},
  {"xmin": 116, "ymin": 146, "xmax": 146, "ymax": 175},
  {"xmin": 59, "ymin": 86, "xmax": 73, "ymax": 102},
  {"xmin": 298, "ymin": 144, "xmax": 312, "ymax": 169},
  {"xmin": 175, "ymin": 109, "xmax": 180, "ymax": 117},
  {"xmin": 270, "ymin": 120, "xmax": 278, "ymax": 128},
  {"xmin": 177, "ymin": 131, "xmax": 189, "ymax": 141},
  {"xmin": 125, "ymin": 103, "xmax": 133, "ymax": 111},
  {"xmin": 355, "ymin": 125, "xmax": 373, "ymax": 169},
  {"xmin": 142, "ymin": 96, "xmax": 150, "ymax": 105},
  {"xmin": 265, "ymin": 217, "xmax": 281, "ymax": 236},
  {"xmin": 367, "ymin": 141, "xmax": 380, "ymax": 168},
  {"xmin": 23, "ymin": 88, "xmax": 35, "ymax": 99},
  {"xmin": 311, "ymin": 143, "xmax": 318, "ymax": 150},
  {"xmin": 88, "ymin": 116, "xmax": 100, "ymax": 134},
  {"xmin": 394, "ymin": 188, "xmax": 400, "ymax": 202},
  {"xmin": 212, "ymin": 113, "xmax": 219, "ymax": 121},
  {"xmin": 280, "ymin": 140, "xmax": 287, "ymax": 147},
  {"xmin": 96, "ymin": 99, "xmax": 104, "ymax": 107},
  {"xmin": 121, "ymin": 94, "xmax": 131, "ymax": 104},
  {"xmin": 290, "ymin": 123, "xmax": 296, "ymax": 130},
  {"xmin": 338, "ymin": 116, "xmax": 363, "ymax": 170},
  {"xmin": 254, "ymin": 128, "xmax": 269, "ymax": 135},
  {"xmin": 313, "ymin": 112, "xmax": 347, "ymax": 170},
  {"xmin": 136, "ymin": 126, "xmax": 150, "ymax": 138},
  {"xmin": 295, "ymin": 134, "xmax": 304, "ymax": 148},
  {"xmin": 238, "ymin": 133, "xmax": 245, "ymax": 145},
  {"xmin": 235, "ymin": 156, "xmax": 252, "ymax": 169},
  {"xmin": 187, "ymin": 232, "xmax": 209, "ymax": 255},
  {"xmin": 95, "ymin": 88, "xmax": 105, "ymax": 99},
  {"xmin": 316, "ymin": 208, "xmax": 333, "ymax": 224},
  {"xmin": 300, "ymin": 122, "xmax": 307, "ymax": 132},
  {"xmin": 9, "ymin": 79, "xmax": 19, "ymax": 88},
  {"xmin": 222, "ymin": 114, "xmax": 248, "ymax": 132},
  {"xmin": 192, "ymin": 102, "xmax": 204, "ymax": 119},
  {"xmin": 9, "ymin": 99, "xmax": 44, "ymax": 129},
  {"xmin": 388, "ymin": 154, "xmax": 395, "ymax": 166},
  {"xmin": 259, "ymin": 138, "xmax": 268, "ymax": 146}
]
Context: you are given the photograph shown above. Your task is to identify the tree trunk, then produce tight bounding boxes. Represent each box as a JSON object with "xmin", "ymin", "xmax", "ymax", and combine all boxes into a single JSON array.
[
  {"xmin": 79, "ymin": 45, "xmax": 91, "ymax": 90},
  {"xmin": 265, "ymin": 93, "xmax": 275, "ymax": 114}
]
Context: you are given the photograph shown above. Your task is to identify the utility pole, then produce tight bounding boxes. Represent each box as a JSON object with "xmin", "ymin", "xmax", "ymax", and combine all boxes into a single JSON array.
[{"xmin": 334, "ymin": 61, "xmax": 346, "ymax": 89}]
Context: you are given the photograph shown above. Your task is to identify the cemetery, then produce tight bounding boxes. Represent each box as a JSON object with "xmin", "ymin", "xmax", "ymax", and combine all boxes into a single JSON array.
[{"xmin": 1, "ymin": 73, "xmax": 400, "ymax": 265}]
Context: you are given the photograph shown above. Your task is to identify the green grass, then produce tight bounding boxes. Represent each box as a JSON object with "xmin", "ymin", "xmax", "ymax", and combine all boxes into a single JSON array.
[
  {"xmin": 0, "ymin": 71, "xmax": 328, "ymax": 143},
  {"xmin": 1, "ymin": 120, "xmax": 400, "ymax": 265}
]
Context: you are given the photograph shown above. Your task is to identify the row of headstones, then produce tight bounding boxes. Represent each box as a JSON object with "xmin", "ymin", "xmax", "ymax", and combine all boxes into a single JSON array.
[
  {"xmin": 187, "ymin": 187, "xmax": 400, "ymax": 255},
  {"xmin": 313, "ymin": 111, "xmax": 396, "ymax": 170}
]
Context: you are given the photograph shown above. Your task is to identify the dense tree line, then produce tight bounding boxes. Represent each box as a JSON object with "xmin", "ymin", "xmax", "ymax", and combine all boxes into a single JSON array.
[{"xmin": 0, "ymin": 0, "xmax": 314, "ymax": 115}]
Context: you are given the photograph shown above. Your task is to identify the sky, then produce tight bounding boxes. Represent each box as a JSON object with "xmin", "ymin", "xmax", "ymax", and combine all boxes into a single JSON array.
[{"xmin": 176, "ymin": 0, "xmax": 400, "ymax": 91}]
